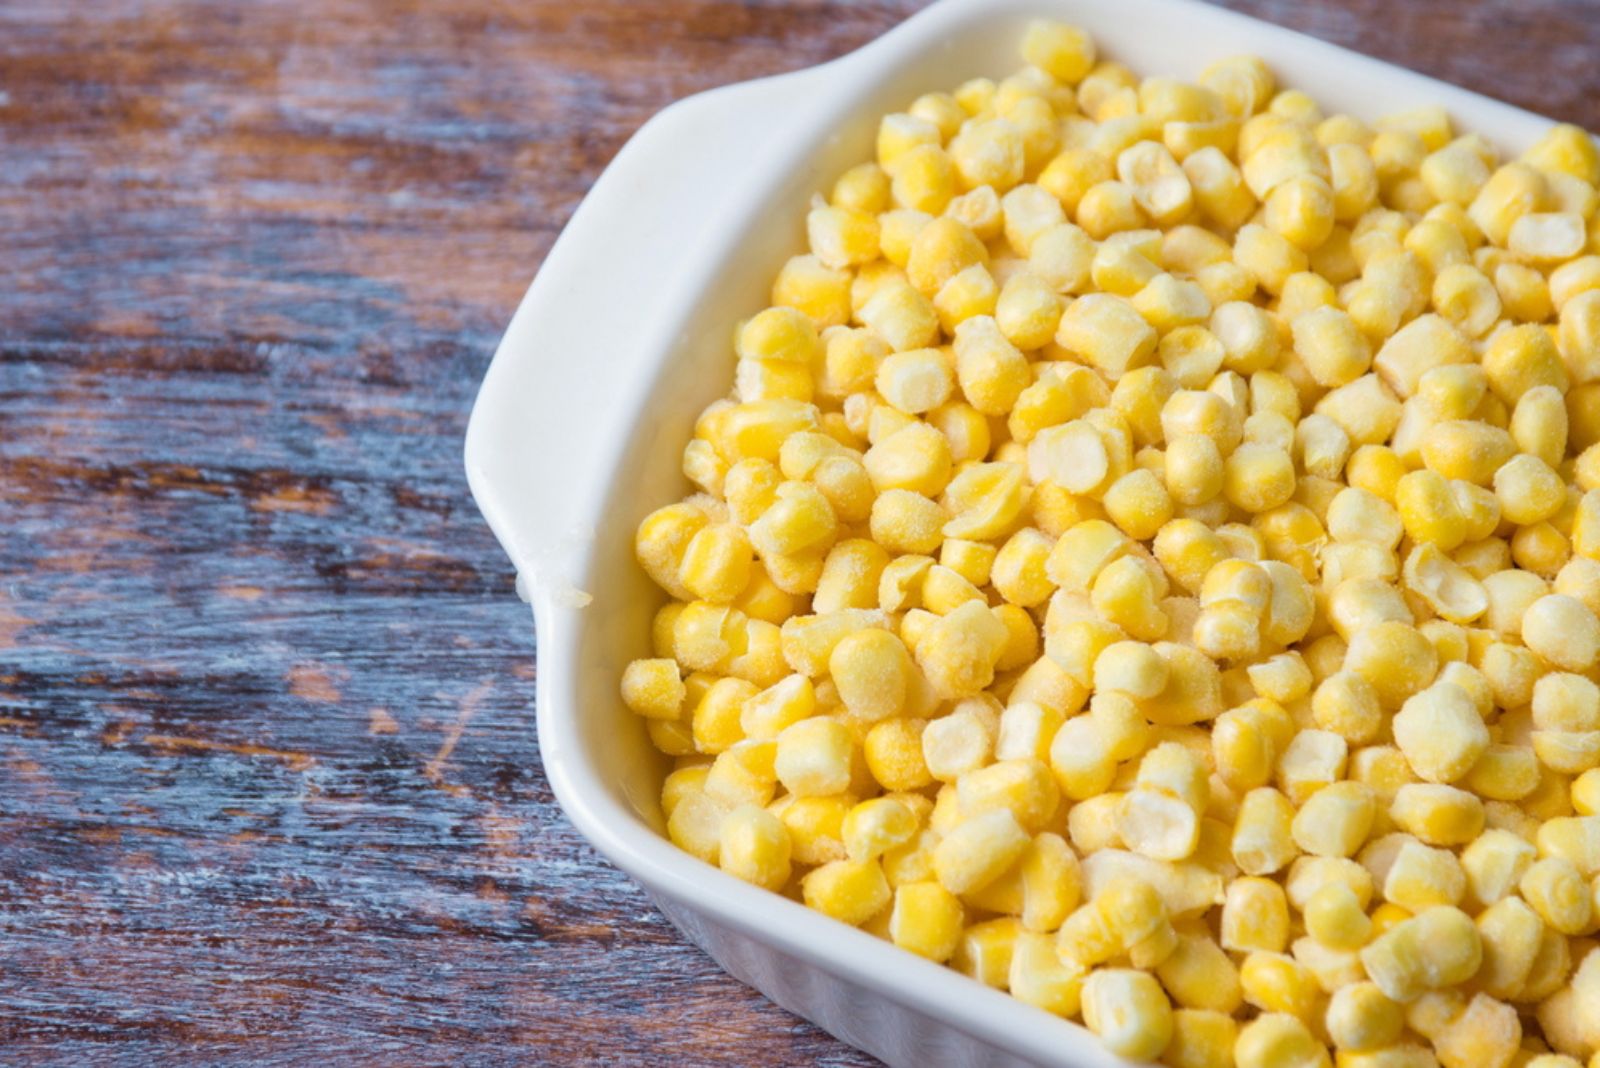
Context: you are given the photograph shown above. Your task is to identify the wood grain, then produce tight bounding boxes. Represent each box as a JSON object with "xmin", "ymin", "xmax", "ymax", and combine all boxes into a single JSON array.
[{"xmin": 1, "ymin": 1, "xmax": 1596, "ymax": 1064}]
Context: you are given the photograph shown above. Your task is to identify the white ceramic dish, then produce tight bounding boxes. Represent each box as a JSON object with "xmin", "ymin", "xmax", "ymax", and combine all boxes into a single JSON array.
[{"xmin": 465, "ymin": 1, "xmax": 1563, "ymax": 1063}]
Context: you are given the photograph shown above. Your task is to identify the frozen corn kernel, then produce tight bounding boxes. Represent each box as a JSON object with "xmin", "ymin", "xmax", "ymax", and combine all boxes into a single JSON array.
[
  {"xmin": 1082, "ymin": 969, "xmax": 1175, "ymax": 1061},
  {"xmin": 1239, "ymin": 951, "xmax": 1322, "ymax": 1019},
  {"xmin": 1392, "ymin": 682, "xmax": 1487, "ymax": 783},
  {"xmin": 1359, "ymin": 905, "xmax": 1481, "ymax": 1002},
  {"xmin": 1522, "ymin": 593, "xmax": 1600, "ymax": 671},
  {"xmin": 1383, "ymin": 839, "xmax": 1467, "ymax": 912},
  {"xmin": 934, "ymin": 808, "xmax": 1031, "ymax": 895},
  {"xmin": 889, "ymin": 880, "xmax": 964, "ymax": 961},
  {"xmin": 1326, "ymin": 982, "xmax": 1404, "ymax": 1051},
  {"xmin": 1293, "ymin": 780, "xmax": 1377, "ymax": 857},
  {"xmin": 803, "ymin": 857, "xmax": 890, "ymax": 926},
  {"xmin": 621, "ymin": 658, "xmax": 687, "ymax": 721},
  {"xmin": 1390, "ymin": 784, "xmax": 1485, "ymax": 846},
  {"xmin": 1235, "ymin": 1014, "xmax": 1331, "ymax": 1068},
  {"xmin": 1222, "ymin": 875, "xmax": 1291, "ymax": 953},
  {"xmin": 774, "ymin": 717, "xmax": 854, "ymax": 797},
  {"xmin": 1520, "ymin": 855, "xmax": 1592, "ymax": 934},
  {"xmin": 720, "ymin": 804, "xmax": 793, "ymax": 890}
]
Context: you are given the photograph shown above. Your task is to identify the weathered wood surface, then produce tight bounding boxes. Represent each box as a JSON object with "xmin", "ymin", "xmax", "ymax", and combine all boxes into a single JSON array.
[{"xmin": 2, "ymin": 1, "xmax": 1596, "ymax": 1064}]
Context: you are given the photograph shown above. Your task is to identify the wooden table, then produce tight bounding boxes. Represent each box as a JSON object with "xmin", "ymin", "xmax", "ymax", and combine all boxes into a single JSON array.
[{"xmin": 3, "ymin": 1, "xmax": 1596, "ymax": 1063}]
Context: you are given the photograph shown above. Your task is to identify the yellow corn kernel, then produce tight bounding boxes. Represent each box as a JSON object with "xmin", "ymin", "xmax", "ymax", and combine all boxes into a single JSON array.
[
  {"xmin": 1198, "ymin": 54, "xmax": 1273, "ymax": 118},
  {"xmin": 1469, "ymin": 162, "xmax": 1548, "ymax": 246},
  {"xmin": 1573, "ymin": 767, "xmax": 1600, "ymax": 815},
  {"xmin": 869, "ymin": 489, "xmax": 947, "ymax": 555},
  {"xmin": 1389, "ymin": 783, "xmax": 1484, "ymax": 846},
  {"xmin": 888, "ymin": 880, "xmax": 964, "ymax": 962},
  {"xmin": 841, "ymin": 797, "xmax": 918, "ymax": 862},
  {"xmin": 1266, "ymin": 174, "xmax": 1336, "ymax": 250},
  {"xmin": 1383, "ymin": 839, "xmax": 1467, "ymax": 912},
  {"xmin": 933, "ymin": 808, "xmax": 1031, "ymax": 895},
  {"xmin": 923, "ymin": 706, "xmax": 996, "ymax": 779},
  {"xmin": 1509, "ymin": 210, "xmax": 1587, "ymax": 263},
  {"xmin": 1236, "ymin": 223, "xmax": 1310, "ymax": 295},
  {"xmin": 1359, "ymin": 905, "xmax": 1481, "ymax": 1002},
  {"xmin": 1003, "ymin": 930, "xmax": 1082, "ymax": 1017},
  {"xmin": 1153, "ymin": 928, "xmax": 1243, "ymax": 1014},
  {"xmin": 1292, "ymin": 305, "xmax": 1372, "ymax": 388},
  {"xmin": 1103, "ymin": 468, "xmax": 1175, "ymax": 540},
  {"xmin": 1110, "ymin": 140, "xmax": 1189, "ymax": 223},
  {"xmin": 1081, "ymin": 969, "xmax": 1174, "ymax": 1061},
  {"xmin": 1293, "ymin": 780, "xmax": 1377, "ymax": 858},
  {"xmin": 1520, "ymin": 855, "xmax": 1593, "ymax": 935},
  {"xmin": 1505, "ymin": 513, "xmax": 1569, "ymax": 575},
  {"xmin": 1222, "ymin": 874, "xmax": 1290, "ymax": 953},
  {"xmin": 1432, "ymin": 993, "xmax": 1521, "ymax": 1068},
  {"xmin": 1390, "ymin": 681, "xmax": 1488, "ymax": 784},
  {"xmin": 1472, "ymin": 894, "xmax": 1542, "ymax": 998},
  {"xmin": 1309, "ymin": 671, "xmax": 1382, "ymax": 746},
  {"xmin": 807, "ymin": 204, "xmax": 879, "ymax": 271},
  {"xmin": 948, "ymin": 117, "xmax": 1025, "ymax": 193},
  {"xmin": 1316, "ymin": 375, "xmax": 1404, "ymax": 448},
  {"xmin": 952, "ymin": 915, "xmax": 1023, "ymax": 989},
  {"xmin": 704, "ymin": 740, "xmax": 778, "ymax": 808},
  {"xmin": 1055, "ymin": 291, "xmax": 1157, "ymax": 377},
  {"xmin": 1497, "ymin": 260, "xmax": 1555, "ymax": 322},
  {"xmin": 1212, "ymin": 706, "xmax": 1277, "ymax": 793},
  {"xmin": 1223, "ymin": 442, "xmax": 1297, "ymax": 514},
  {"xmin": 995, "ymin": 700, "xmax": 1065, "ymax": 766},
  {"xmin": 774, "ymin": 716, "xmax": 855, "ymax": 797},
  {"xmin": 774, "ymin": 794, "xmax": 848, "ymax": 867},
  {"xmin": 1326, "ymin": 982, "xmax": 1403, "ymax": 1051},
  {"xmin": 828, "ymin": 628, "xmax": 913, "ymax": 723},
  {"xmin": 1521, "ymin": 592, "xmax": 1600, "ymax": 673},
  {"xmin": 889, "ymin": 142, "xmax": 957, "ymax": 215},
  {"xmin": 676, "ymin": 522, "xmax": 753, "ymax": 604},
  {"xmin": 862, "ymin": 718, "xmax": 930, "ymax": 792},
  {"xmin": 1162, "ymin": 1010, "xmax": 1237, "ymax": 1068},
  {"xmin": 957, "ymin": 758, "xmax": 1060, "ymax": 835},
  {"xmin": 719, "ymin": 804, "xmax": 793, "ymax": 890},
  {"xmin": 803, "ymin": 857, "xmax": 890, "ymax": 926},
  {"xmin": 879, "ymin": 111, "xmax": 941, "ymax": 170},
  {"xmin": 1095, "ymin": 874, "xmax": 1178, "ymax": 968},
  {"xmin": 1117, "ymin": 742, "xmax": 1206, "ymax": 861},
  {"xmin": 832, "ymin": 159, "xmax": 891, "ymax": 212},
  {"xmin": 667, "ymin": 790, "xmax": 728, "ymax": 864},
  {"xmin": 1240, "ymin": 951, "xmax": 1323, "ymax": 1019},
  {"xmin": 1077, "ymin": 178, "xmax": 1150, "ymax": 239},
  {"xmin": 1522, "ymin": 122, "xmax": 1600, "ymax": 184},
  {"xmin": 620, "ymin": 658, "xmax": 687, "ymax": 722},
  {"xmin": 1305, "ymin": 882, "xmax": 1375, "ymax": 951},
  {"xmin": 1235, "ymin": 1014, "xmax": 1331, "ymax": 1068},
  {"xmin": 1037, "ymin": 145, "xmax": 1111, "ymax": 214},
  {"xmin": 661, "ymin": 764, "xmax": 712, "ymax": 822},
  {"xmin": 773, "ymin": 254, "xmax": 851, "ymax": 329},
  {"xmin": 1277, "ymin": 728, "xmax": 1349, "ymax": 805},
  {"xmin": 1093, "ymin": 555, "xmax": 1170, "ymax": 642}
]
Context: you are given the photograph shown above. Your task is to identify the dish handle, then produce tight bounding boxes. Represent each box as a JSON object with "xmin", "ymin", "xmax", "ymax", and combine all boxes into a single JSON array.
[{"xmin": 463, "ymin": 67, "xmax": 828, "ymax": 602}]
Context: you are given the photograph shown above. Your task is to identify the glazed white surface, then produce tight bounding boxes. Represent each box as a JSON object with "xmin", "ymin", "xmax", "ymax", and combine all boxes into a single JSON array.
[{"xmin": 464, "ymin": 1, "xmax": 1557, "ymax": 1062}]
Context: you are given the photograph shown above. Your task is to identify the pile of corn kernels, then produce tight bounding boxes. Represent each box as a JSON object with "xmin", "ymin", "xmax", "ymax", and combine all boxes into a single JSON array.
[{"xmin": 620, "ymin": 19, "xmax": 1600, "ymax": 1068}]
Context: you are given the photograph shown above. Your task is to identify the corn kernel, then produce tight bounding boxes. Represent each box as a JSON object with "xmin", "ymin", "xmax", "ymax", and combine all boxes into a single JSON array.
[{"xmin": 1082, "ymin": 969, "xmax": 1174, "ymax": 1061}]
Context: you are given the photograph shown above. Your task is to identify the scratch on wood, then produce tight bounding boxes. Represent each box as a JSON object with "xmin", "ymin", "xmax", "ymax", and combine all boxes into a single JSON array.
[
  {"xmin": 141, "ymin": 733, "xmax": 317, "ymax": 772},
  {"xmin": 287, "ymin": 663, "xmax": 345, "ymax": 703},
  {"xmin": 424, "ymin": 680, "xmax": 492, "ymax": 786}
]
